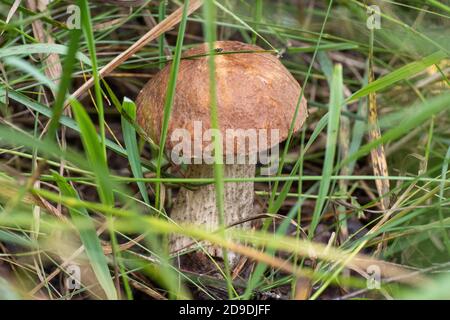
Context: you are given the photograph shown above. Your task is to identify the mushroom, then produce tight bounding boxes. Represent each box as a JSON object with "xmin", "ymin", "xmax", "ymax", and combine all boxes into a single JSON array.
[{"xmin": 136, "ymin": 41, "xmax": 307, "ymax": 264}]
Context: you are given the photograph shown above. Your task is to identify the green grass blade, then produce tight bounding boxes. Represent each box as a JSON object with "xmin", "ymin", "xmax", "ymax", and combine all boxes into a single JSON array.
[
  {"xmin": 3, "ymin": 57, "xmax": 56, "ymax": 92},
  {"xmin": 0, "ymin": 125, "xmax": 88, "ymax": 169},
  {"xmin": 154, "ymin": 0, "xmax": 190, "ymax": 210},
  {"xmin": 70, "ymin": 98, "xmax": 132, "ymax": 298},
  {"xmin": 0, "ymin": 44, "xmax": 91, "ymax": 65},
  {"xmin": 317, "ymin": 51, "xmax": 334, "ymax": 85},
  {"xmin": 79, "ymin": 0, "xmax": 106, "ymax": 158},
  {"xmin": 0, "ymin": 229, "xmax": 36, "ymax": 248},
  {"xmin": 347, "ymin": 51, "xmax": 448, "ymax": 103},
  {"xmin": 288, "ymin": 43, "xmax": 358, "ymax": 53},
  {"xmin": 268, "ymin": 114, "xmax": 329, "ymax": 214},
  {"xmin": 426, "ymin": 0, "xmax": 450, "ymax": 15},
  {"xmin": 70, "ymin": 99, "xmax": 113, "ymax": 206},
  {"xmin": 347, "ymin": 72, "xmax": 368, "ymax": 174},
  {"xmin": 46, "ymin": 29, "xmax": 82, "ymax": 140},
  {"xmin": 0, "ymin": 88, "xmax": 127, "ymax": 157},
  {"xmin": 121, "ymin": 97, "xmax": 150, "ymax": 205},
  {"xmin": 53, "ymin": 173, "xmax": 118, "ymax": 300},
  {"xmin": 251, "ymin": 0, "xmax": 263, "ymax": 44},
  {"xmin": 204, "ymin": 0, "xmax": 234, "ymax": 299},
  {"xmin": 309, "ymin": 64, "xmax": 343, "ymax": 237},
  {"xmin": 402, "ymin": 273, "xmax": 450, "ymax": 299}
]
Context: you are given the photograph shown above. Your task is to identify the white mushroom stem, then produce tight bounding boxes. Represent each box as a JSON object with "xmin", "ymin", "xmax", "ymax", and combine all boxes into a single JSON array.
[{"xmin": 169, "ymin": 163, "xmax": 255, "ymax": 265}]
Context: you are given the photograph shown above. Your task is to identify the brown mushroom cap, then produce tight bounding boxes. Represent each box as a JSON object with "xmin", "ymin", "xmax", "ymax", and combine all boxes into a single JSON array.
[{"xmin": 136, "ymin": 41, "xmax": 307, "ymax": 157}]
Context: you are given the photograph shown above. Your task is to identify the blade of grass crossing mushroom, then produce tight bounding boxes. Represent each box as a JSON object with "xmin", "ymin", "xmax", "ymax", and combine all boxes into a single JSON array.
[
  {"xmin": 54, "ymin": 173, "xmax": 118, "ymax": 300},
  {"xmin": 367, "ymin": 30, "xmax": 390, "ymax": 212},
  {"xmin": 121, "ymin": 97, "xmax": 150, "ymax": 205},
  {"xmin": 79, "ymin": 0, "xmax": 107, "ymax": 159},
  {"xmin": 309, "ymin": 64, "xmax": 343, "ymax": 238},
  {"xmin": 154, "ymin": 0, "xmax": 190, "ymax": 210},
  {"xmin": 203, "ymin": 0, "xmax": 235, "ymax": 299},
  {"xmin": 8, "ymin": 184, "xmax": 424, "ymax": 289},
  {"xmin": 0, "ymin": 197, "xmax": 371, "ymax": 295},
  {"xmin": 31, "ymin": 173, "xmax": 450, "ymax": 185}
]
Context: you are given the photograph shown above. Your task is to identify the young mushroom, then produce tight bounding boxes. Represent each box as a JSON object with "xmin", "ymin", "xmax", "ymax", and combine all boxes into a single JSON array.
[{"xmin": 136, "ymin": 41, "xmax": 307, "ymax": 265}]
